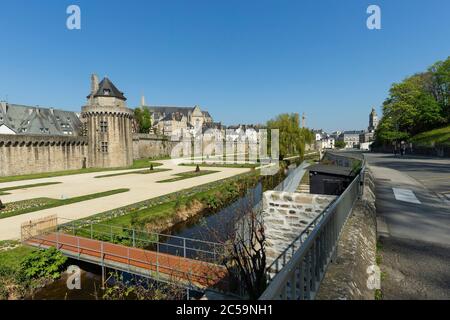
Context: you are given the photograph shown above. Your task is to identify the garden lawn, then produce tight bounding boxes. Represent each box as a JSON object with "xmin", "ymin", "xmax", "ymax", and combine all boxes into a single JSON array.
[
  {"xmin": 157, "ymin": 170, "xmax": 219, "ymax": 183},
  {"xmin": 179, "ymin": 162, "xmax": 259, "ymax": 169},
  {"xmin": 95, "ymin": 168, "xmax": 170, "ymax": 178},
  {"xmin": 0, "ymin": 188, "xmax": 130, "ymax": 219},
  {"xmin": 0, "ymin": 182, "xmax": 62, "ymax": 196}
]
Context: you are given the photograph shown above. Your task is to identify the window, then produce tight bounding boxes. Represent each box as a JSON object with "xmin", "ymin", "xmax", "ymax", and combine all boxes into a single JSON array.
[
  {"xmin": 103, "ymin": 89, "xmax": 111, "ymax": 95},
  {"xmin": 100, "ymin": 120, "xmax": 108, "ymax": 133},
  {"xmin": 101, "ymin": 142, "xmax": 108, "ymax": 153}
]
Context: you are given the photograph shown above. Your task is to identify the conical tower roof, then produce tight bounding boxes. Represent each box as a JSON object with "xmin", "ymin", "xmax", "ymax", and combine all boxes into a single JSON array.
[{"xmin": 92, "ymin": 77, "xmax": 127, "ymax": 101}]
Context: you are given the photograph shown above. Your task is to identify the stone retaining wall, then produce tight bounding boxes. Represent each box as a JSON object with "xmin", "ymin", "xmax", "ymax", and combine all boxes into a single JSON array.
[{"xmin": 262, "ymin": 191, "xmax": 336, "ymax": 265}]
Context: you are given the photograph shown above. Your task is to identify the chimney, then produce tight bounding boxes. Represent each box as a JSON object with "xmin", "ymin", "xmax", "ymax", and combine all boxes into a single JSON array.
[{"xmin": 91, "ymin": 74, "xmax": 99, "ymax": 95}]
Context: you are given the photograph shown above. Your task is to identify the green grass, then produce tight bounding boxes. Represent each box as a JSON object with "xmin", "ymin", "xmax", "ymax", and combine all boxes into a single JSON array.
[
  {"xmin": 156, "ymin": 170, "xmax": 219, "ymax": 183},
  {"xmin": 0, "ymin": 159, "xmax": 164, "ymax": 184},
  {"xmin": 410, "ymin": 125, "xmax": 450, "ymax": 147},
  {"xmin": 180, "ymin": 162, "xmax": 258, "ymax": 169},
  {"xmin": 0, "ymin": 188, "xmax": 130, "ymax": 219},
  {"xmin": 0, "ymin": 182, "xmax": 62, "ymax": 195},
  {"xmin": 0, "ymin": 241, "xmax": 35, "ymax": 273},
  {"xmin": 95, "ymin": 168, "xmax": 170, "ymax": 178}
]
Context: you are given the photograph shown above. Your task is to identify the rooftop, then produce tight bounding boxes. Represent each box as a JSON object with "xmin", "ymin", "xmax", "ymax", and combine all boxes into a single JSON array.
[{"xmin": 308, "ymin": 164, "xmax": 356, "ymax": 176}]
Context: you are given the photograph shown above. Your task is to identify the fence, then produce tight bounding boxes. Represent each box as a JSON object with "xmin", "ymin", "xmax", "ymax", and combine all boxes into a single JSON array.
[
  {"xmin": 54, "ymin": 217, "xmax": 225, "ymax": 263},
  {"xmin": 259, "ymin": 165, "xmax": 365, "ymax": 300},
  {"xmin": 21, "ymin": 215, "xmax": 58, "ymax": 241}
]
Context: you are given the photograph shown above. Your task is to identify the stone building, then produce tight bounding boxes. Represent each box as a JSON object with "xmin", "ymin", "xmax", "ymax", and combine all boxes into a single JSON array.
[
  {"xmin": 0, "ymin": 102, "xmax": 82, "ymax": 136},
  {"xmin": 137, "ymin": 99, "xmax": 213, "ymax": 136},
  {"xmin": 338, "ymin": 130, "xmax": 364, "ymax": 149}
]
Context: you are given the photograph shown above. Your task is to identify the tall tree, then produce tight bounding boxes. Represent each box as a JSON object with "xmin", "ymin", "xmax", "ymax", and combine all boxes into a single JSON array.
[
  {"xmin": 134, "ymin": 107, "xmax": 152, "ymax": 133},
  {"xmin": 266, "ymin": 113, "xmax": 314, "ymax": 159}
]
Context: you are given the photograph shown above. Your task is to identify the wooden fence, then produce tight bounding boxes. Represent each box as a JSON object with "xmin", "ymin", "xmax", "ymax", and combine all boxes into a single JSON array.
[{"xmin": 21, "ymin": 215, "xmax": 58, "ymax": 242}]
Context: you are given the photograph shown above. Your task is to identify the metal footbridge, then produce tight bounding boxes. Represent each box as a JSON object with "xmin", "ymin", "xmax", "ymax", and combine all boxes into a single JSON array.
[{"xmin": 21, "ymin": 216, "xmax": 228, "ymax": 290}]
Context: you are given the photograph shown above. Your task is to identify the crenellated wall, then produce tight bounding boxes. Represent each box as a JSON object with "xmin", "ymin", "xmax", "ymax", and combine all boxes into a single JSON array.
[{"xmin": 0, "ymin": 134, "xmax": 88, "ymax": 177}]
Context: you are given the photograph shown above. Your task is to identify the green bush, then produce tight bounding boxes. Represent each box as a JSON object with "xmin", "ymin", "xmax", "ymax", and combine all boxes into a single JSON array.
[{"xmin": 19, "ymin": 248, "xmax": 67, "ymax": 280}]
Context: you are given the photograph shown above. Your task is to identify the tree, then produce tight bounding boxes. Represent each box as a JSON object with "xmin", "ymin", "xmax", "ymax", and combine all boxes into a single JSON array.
[
  {"xmin": 334, "ymin": 140, "xmax": 346, "ymax": 149},
  {"xmin": 266, "ymin": 113, "xmax": 314, "ymax": 159},
  {"xmin": 375, "ymin": 56, "xmax": 449, "ymax": 145},
  {"xmin": 134, "ymin": 107, "xmax": 152, "ymax": 133}
]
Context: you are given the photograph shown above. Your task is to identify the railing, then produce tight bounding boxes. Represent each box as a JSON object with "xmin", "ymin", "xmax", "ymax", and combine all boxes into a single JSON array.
[
  {"xmin": 25, "ymin": 231, "xmax": 226, "ymax": 289},
  {"xmin": 259, "ymin": 165, "xmax": 365, "ymax": 300},
  {"xmin": 55, "ymin": 218, "xmax": 225, "ymax": 264}
]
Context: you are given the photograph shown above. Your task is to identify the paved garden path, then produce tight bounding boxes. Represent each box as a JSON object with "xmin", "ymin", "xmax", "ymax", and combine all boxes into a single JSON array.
[{"xmin": 0, "ymin": 159, "xmax": 250, "ymax": 240}]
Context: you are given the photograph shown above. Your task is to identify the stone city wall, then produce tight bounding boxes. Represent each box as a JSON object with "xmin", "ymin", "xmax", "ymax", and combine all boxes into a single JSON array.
[
  {"xmin": 132, "ymin": 133, "xmax": 180, "ymax": 160},
  {"xmin": 0, "ymin": 134, "xmax": 88, "ymax": 177}
]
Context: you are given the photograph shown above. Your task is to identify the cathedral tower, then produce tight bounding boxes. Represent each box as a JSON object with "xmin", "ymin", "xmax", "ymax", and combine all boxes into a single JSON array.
[
  {"xmin": 82, "ymin": 74, "xmax": 133, "ymax": 168},
  {"xmin": 368, "ymin": 108, "xmax": 379, "ymax": 132}
]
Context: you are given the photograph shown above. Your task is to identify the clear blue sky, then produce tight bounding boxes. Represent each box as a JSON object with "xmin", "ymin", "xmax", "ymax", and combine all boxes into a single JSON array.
[{"xmin": 0, "ymin": 0, "xmax": 449, "ymax": 132}]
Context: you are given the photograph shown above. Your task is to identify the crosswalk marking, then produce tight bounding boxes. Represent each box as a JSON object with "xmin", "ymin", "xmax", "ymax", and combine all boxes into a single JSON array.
[{"xmin": 393, "ymin": 188, "xmax": 421, "ymax": 204}]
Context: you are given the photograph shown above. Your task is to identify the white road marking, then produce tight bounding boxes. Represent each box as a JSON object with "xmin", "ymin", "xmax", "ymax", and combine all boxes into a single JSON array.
[{"xmin": 393, "ymin": 188, "xmax": 421, "ymax": 204}]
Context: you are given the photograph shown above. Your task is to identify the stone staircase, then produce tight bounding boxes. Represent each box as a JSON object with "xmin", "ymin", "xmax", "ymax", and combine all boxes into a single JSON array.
[{"xmin": 297, "ymin": 183, "xmax": 310, "ymax": 193}]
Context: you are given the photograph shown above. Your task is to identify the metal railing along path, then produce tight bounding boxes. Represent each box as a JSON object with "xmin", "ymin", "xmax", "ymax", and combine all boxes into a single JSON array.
[
  {"xmin": 54, "ymin": 217, "xmax": 226, "ymax": 263},
  {"xmin": 259, "ymin": 165, "xmax": 365, "ymax": 300},
  {"xmin": 25, "ymin": 231, "xmax": 227, "ymax": 289}
]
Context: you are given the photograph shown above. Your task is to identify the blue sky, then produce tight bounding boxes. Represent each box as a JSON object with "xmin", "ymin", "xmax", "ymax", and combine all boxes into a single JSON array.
[{"xmin": 0, "ymin": 0, "xmax": 449, "ymax": 132}]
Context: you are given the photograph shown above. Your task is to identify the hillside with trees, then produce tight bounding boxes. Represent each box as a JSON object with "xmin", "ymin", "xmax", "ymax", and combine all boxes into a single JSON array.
[{"xmin": 375, "ymin": 57, "xmax": 449, "ymax": 146}]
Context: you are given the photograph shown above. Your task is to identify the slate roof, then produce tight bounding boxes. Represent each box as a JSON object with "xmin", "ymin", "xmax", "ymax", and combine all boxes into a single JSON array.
[
  {"xmin": 342, "ymin": 130, "xmax": 365, "ymax": 135},
  {"xmin": 89, "ymin": 77, "xmax": 126, "ymax": 101},
  {"xmin": 0, "ymin": 103, "xmax": 82, "ymax": 136},
  {"xmin": 308, "ymin": 164, "xmax": 356, "ymax": 177}
]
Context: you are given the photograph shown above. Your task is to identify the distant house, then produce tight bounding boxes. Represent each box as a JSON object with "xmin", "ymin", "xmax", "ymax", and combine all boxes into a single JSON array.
[
  {"xmin": 338, "ymin": 130, "xmax": 364, "ymax": 149},
  {"xmin": 226, "ymin": 124, "xmax": 259, "ymax": 142},
  {"xmin": 137, "ymin": 99, "xmax": 213, "ymax": 137}
]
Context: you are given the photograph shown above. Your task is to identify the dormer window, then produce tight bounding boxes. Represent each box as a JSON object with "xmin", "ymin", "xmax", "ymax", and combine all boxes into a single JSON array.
[{"xmin": 103, "ymin": 89, "xmax": 111, "ymax": 95}]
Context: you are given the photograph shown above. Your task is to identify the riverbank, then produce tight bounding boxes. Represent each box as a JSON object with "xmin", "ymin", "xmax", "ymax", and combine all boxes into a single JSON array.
[{"xmin": 0, "ymin": 241, "xmax": 67, "ymax": 300}]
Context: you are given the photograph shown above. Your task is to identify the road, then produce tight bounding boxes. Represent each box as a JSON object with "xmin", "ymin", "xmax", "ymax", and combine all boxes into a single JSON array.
[
  {"xmin": 0, "ymin": 159, "xmax": 250, "ymax": 241},
  {"xmin": 365, "ymin": 153, "xmax": 450, "ymax": 299}
]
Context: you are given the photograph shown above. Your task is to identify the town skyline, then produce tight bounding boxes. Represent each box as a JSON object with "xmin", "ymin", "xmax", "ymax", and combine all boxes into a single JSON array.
[{"xmin": 1, "ymin": 1, "xmax": 449, "ymax": 132}]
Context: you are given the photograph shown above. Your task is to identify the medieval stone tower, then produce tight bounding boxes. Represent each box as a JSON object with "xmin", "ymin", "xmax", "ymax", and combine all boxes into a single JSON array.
[{"xmin": 81, "ymin": 74, "xmax": 133, "ymax": 168}]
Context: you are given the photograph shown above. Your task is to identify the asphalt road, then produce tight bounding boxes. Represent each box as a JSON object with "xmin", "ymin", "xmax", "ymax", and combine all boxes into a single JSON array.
[{"xmin": 364, "ymin": 153, "xmax": 450, "ymax": 299}]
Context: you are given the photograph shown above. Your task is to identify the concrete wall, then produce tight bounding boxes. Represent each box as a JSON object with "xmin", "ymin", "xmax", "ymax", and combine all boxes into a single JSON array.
[{"xmin": 0, "ymin": 134, "xmax": 88, "ymax": 177}]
